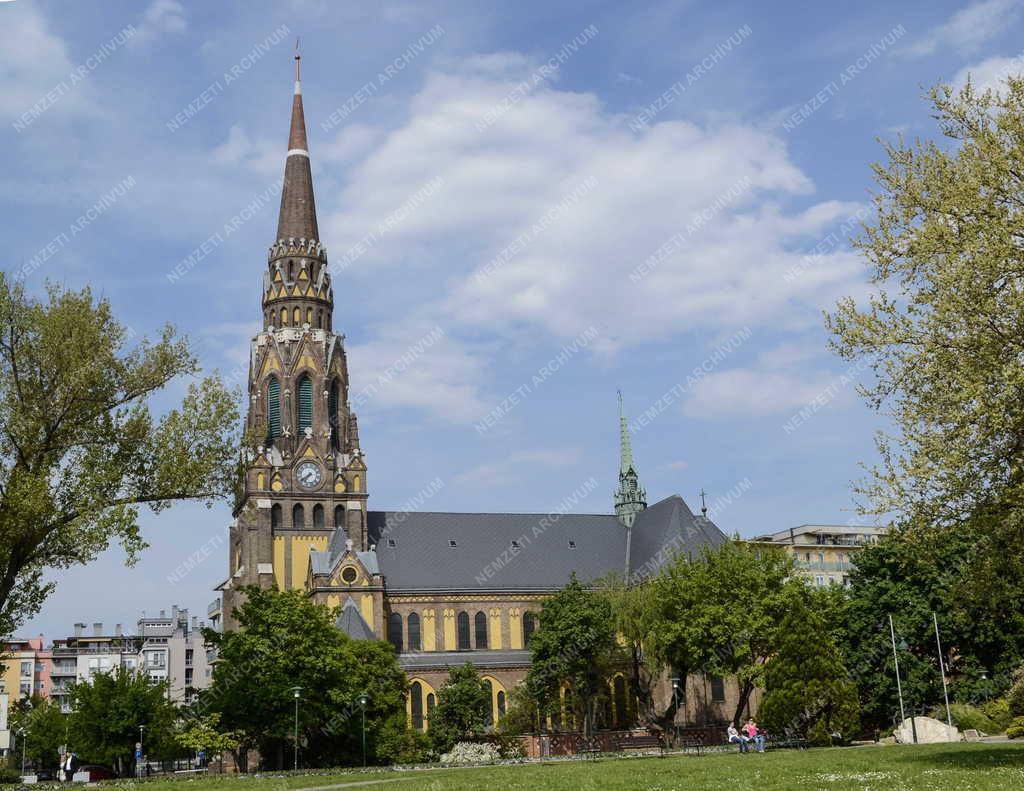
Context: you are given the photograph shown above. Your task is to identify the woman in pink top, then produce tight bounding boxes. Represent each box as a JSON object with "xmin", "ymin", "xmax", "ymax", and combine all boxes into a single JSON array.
[{"xmin": 744, "ymin": 718, "xmax": 765, "ymax": 752}]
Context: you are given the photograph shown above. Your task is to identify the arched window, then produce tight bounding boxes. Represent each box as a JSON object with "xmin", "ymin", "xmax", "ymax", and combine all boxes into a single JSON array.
[
  {"xmin": 474, "ymin": 611, "xmax": 488, "ymax": 649},
  {"xmin": 280, "ymin": 308, "xmax": 288, "ymax": 326},
  {"xmin": 483, "ymin": 679, "xmax": 494, "ymax": 727},
  {"xmin": 317, "ymin": 310, "xmax": 323, "ymax": 329},
  {"xmin": 523, "ymin": 612, "xmax": 538, "ymax": 647},
  {"xmin": 426, "ymin": 693, "xmax": 435, "ymax": 718},
  {"xmin": 312, "ymin": 504, "xmax": 324, "ymax": 529},
  {"xmin": 297, "ymin": 375, "xmax": 313, "ymax": 433},
  {"xmin": 287, "ymin": 260, "xmax": 293, "ymax": 280},
  {"xmin": 407, "ymin": 613, "xmax": 421, "ymax": 652},
  {"xmin": 388, "ymin": 612, "xmax": 403, "ymax": 652},
  {"xmin": 334, "ymin": 505, "xmax": 345, "ymax": 529},
  {"xmin": 292, "ymin": 503, "xmax": 304, "ymax": 529},
  {"xmin": 410, "ymin": 681, "xmax": 423, "ymax": 730},
  {"xmin": 328, "ymin": 380, "xmax": 341, "ymax": 450},
  {"xmin": 457, "ymin": 612, "xmax": 471, "ymax": 650},
  {"xmin": 306, "ymin": 307, "xmax": 313, "ymax": 326},
  {"xmin": 266, "ymin": 377, "xmax": 281, "ymax": 444},
  {"xmin": 497, "ymin": 690, "xmax": 506, "ymax": 719},
  {"xmin": 293, "ymin": 307, "xmax": 301, "ymax": 326},
  {"xmin": 271, "ymin": 504, "xmax": 282, "ymax": 530}
]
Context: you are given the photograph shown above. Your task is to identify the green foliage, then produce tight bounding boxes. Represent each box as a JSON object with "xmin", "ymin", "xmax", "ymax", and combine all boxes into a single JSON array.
[
  {"xmin": 201, "ymin": 586, "xmax": 407, "ymax": 769},
  {"xmin": 826, "ymin": 76, "xmax": 1024, "ymax": 617},
  {"xmin": 840, "ymin": 529, "xmax": 1024, "ymax": 730},
  {"xmin": 1007, "ymin": 717, "xmax": 1024, "ymax": 739},
  {"xmin": 428, "ymin": 663, "xmax": 492, "ymax": 754},
  {"xmin": 525, "ymin": 573, "xmax": 621, "ymax": 738},
  {"xmin": 9, "ymin": 696, "xmax": 66, "ymax": 774},
  {"xmin": 495, "ymin": 686, "xmax": 542, "ymax": 736},
  {"xmin": 1008, "ymin": 667, "xmax": 1024, "ymax": 717},
  {"xmin": 68, "ymin": 668, "xmax": 179, "ymax": 775},
  {"xmin": 598, "ymin": 575, "xmax": 657, "ymax": 720},
  {"xmin": 650, "ymin": 541, "xmax": 795, "ymax": 726},
  {"xmin": 375, "ymin": 713, "xmax": 430, "ymax": 765},
  {"xmin": 0, "ymin": 766, "xmax": 23, "ymax": 784},
  {"xmin": 759, "ymin": 591, "xmax": 860, "ymax": 745},
  {"xmin": 933, "ymin": 703, "xmax": 1000, "ymax": 735},
  {"xmin": 982, "ymin": 698, "xmax": 1013, "ymax": 732},
  {"xmin": 0, "ymin": 277, "xmax": 240, "ymax": 636},
  {"xmin": 174, "ymin": 713, "xmax": 239, "ymax": 758}
]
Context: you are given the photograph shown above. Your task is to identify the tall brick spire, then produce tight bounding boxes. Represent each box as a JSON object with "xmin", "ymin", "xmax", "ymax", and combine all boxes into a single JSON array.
[{"xmin": 276, "ymin": 50, "xmax": 319, "ymax": 242}]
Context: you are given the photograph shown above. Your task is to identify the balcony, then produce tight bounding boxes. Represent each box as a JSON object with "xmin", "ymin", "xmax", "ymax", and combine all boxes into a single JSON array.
[
  {"xmin": 795, "ymin": 560, "xmax": 853, "ymax": 573},
  {"xmin": 208, "ymin": 598, "xmax": 221, "ymax": 617}
]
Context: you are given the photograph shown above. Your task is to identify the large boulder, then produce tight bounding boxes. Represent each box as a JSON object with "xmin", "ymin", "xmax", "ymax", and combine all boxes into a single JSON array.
[{"xmin": 894, "ymin": 716, "xmax": 959, "ymax": 744}]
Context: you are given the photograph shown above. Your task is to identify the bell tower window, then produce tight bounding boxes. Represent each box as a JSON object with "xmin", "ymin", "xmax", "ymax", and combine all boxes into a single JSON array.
[
  {"xmin": 298, "ymin": 375, "xmax": 313, "ymax": 433},
  {"xmin": 329, "ymin": 380, "xmax": 341, "ymax": 450},
  {"xmin": 266, "ymin": 377, "xmax": 281, "ymax": 444}
]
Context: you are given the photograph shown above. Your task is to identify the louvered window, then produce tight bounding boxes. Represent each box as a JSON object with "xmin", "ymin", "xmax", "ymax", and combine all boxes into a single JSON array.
[
  {"xmin": 298, "ymin": 376, "xmax": 313, "ymax": 432},
  {"xmin": 328, "ymin": 380, "xmax": 340, "ymax": 449},
  {"xmin": 267, "ymin": 378, "xmax": 281, "ymax": 443}
]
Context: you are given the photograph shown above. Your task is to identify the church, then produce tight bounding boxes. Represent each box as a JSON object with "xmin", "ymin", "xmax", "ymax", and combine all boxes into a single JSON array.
[{"xmin": 218, "ymin": 56, "xmax": 740, "ymax": 733}]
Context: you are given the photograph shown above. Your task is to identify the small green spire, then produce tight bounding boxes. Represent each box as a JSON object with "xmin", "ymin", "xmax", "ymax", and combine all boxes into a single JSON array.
[{"xmin": 615, "ymin": 391, "xmax": 647, "ymax": 528}]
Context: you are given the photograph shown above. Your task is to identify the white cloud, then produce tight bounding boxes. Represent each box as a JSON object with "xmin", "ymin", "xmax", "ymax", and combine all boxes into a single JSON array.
[
  {"xmin": 906, "ymin": 0, "xmax": 1019, "ymax": 58},
  {"xmin": 130, "ymin": 0, "xmax": 187, "ymax": 48},
  {"xmin": 952, "ymin": 54, "xmax": 1024, "ymax": 93},
  {"xmin": 682, "ymin": 343, "xmax": 856, "ymax": 419},
  {"xmin": 322, "ymin": 58, "xmax": 866, "ymax": 361},
  {"xmin": 210, "ymin": 125, "xmax": 280, "ymax": 175},
  {"xmin": 0, "ymin": 3, "xmax": 94, "ymax": 121}
]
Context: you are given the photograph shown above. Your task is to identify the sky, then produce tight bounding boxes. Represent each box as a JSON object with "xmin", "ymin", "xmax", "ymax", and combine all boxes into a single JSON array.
[{"xmin": 4, "ymin": 0, "xmax": 1021, "ymax": 640}]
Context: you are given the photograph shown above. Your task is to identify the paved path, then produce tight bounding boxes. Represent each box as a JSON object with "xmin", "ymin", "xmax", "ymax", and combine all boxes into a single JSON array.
[{"xmin": 295, "ymin": 779, "xmax": 417, "ymax": 791}]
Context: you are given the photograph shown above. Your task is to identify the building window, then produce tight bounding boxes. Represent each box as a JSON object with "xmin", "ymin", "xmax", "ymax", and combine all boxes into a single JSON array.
[
  {"xmin": 426, "ymin": 693, "xmax": 436, "ymax": 718},
  {"xmin": 523, "ymin": 612, "xmax": 538, "ymax": 647},
  {"xmin": 271, "ymin": 504, "xmax": 282, "ymax": 530},
  {"xmin": 20, "ymin": 661, "xmax": 32, "ymax": 677},
  {"xmin": 483, "ymin": 679, "xmax": 494, "ymax": 727},
  {"xmin": 407, "ymin": 613, "xmax": 421, "ymax": 652},
  {"xmin": 185, "ymin": 668, "xmax": 193, "ymax": 686},
  {"xmin": 297, "ymin": 375, "xmax": 313, "ymax": 433},
  {"xmin": 474, "ymin": 611, "xmax": 488, "ymax": 649},
  {"xmin": 410, "ymin": 681, "xmax": 423, "ymax": 730},
  {"xmin": 185, "ymin": 649, "xmax": 193, "ymax": 666},
  {"xmin": 710, "ymin": 676, "xmax": 726, "ymax": 703},
  {"xmin": 497, "ymin": 690, "xmax": 506, "ymax": 719},
  {"xmin": 457, "ymin": 612, "xmax": 471, "ymax": 650},
  {"xmin": 329, "ymin": 380, "xmax": 341, "ymax": 450},
  {"xmin": 613, "ymin": 675, "xmax": 629, "ymax": 725},
  {"xmin": 313, "ymin": 504, "xmax": 324, "ymax": 529},
  {"xmin": 267, "ymin": 377, "xmax": 281, "ymax": 443},
  {"xmin": 334, "ymin": 505, "xmax": 345, "ymax": 529},
  {"xmin": 293, "ymin": 307, "xmax": 301, "ymax": 325},
  {"xmin": 388, "ymin": 612, "xmax": 403, "ymax": 652},
  {"xmin": 293, "ymin": 503, "xmax": 305, "ymax": 529}
]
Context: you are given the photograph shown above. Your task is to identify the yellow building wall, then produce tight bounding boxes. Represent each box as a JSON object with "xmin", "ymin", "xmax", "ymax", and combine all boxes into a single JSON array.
[
  {"xmin": 289, "ymin": 535, "xmax": 327, "ymax": 590},
  {"xmin": 423, "ymin": 609, "xmax": 436, "ymax": 651},
  {"xmin": 443, "ymin": 609, "xmax": 456, "ymax": 650},
  {"xmin": 489, "ymin": 608, "xmax": 503, "ymax": 650},
  {"xmin": 273, "ymin": 536, "xmax": 286, "ymax": 589},
  {"xmin": 509, "ymin": 608, "xmax": 523, "ymax": 650},
  {"xmin": 360, "ymin": 594, "xmax": 374, "ymax": 627}
]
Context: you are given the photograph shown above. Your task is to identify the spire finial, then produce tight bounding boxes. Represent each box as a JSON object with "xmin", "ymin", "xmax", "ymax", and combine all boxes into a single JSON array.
[
  {"xmin": 294, "ymin": 38, "xmax": 302, "ymax": 94},
  {"xmin": 618, "ymin": 390, "xmax": 634, "ymax": 475},
  {"xmin": 699, "ymin": 488, "xmax": 708, "ymax": 517},
  {"xmin": 614, "ymin": 390, "xmax": 646, "ymax": 529}
]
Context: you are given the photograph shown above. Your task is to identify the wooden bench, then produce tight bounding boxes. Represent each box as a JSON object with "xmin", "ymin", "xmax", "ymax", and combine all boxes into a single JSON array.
[
  {"xmin": 612, "ymin": 735, "xmax": 664, "ymax": 755},
  {"xmin": 680, "ymin": 737, "xmax": 704, "ymax": 756},
  {"xmin": 766, "ymin": 734, "xmax": 809, "ymax": 750},
  {"xmin": 577, "ymin": 738, "xmax": 602, "ymax": 760}
]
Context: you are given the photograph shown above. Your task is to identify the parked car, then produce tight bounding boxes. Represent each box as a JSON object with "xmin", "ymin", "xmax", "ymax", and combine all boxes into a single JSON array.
[{"xmin": 77, "ymin": 765, "xmax": 116, "ymax": 781}]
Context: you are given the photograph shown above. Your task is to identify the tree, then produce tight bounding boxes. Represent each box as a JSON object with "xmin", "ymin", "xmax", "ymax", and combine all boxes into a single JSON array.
[
  {"xmin": 427, "ymin": 663, "xmax": 492, "ymax": 754},
  {"xmin": 201, "ymin": 586, "xmax": 408, "ymax": 769},
  {"xmin": 826, "ymin": 76, "xmax": 1024, "ymax": 573},
  {"xmin": 840, "ymin": 528, "xmax": 1024, "ymax": 729},
  {"xmin": 9, "ymin": 696, "xmax": 66, "ymax": 774},
  {"xmin": 759, "ymin": 591, "xmax": 860, "ymax": 744},
  {"xmin": 600, "ymin": 575, "xmax": 658, "ymax": 721},
  {"xmin": 68, "ymin": 668, "xmax": 178, "ymax": 776},
  {"xmin": 0, "ymin": 277, "xmax": 239, "ymax": 636},
  {"xmin": 174, "ymin": 713, "xmax": 239, "ymax": 767},
  {"xmin": 653, "ymin": 541, "xmax": 795, "ymax": 727},
  {"xmin": 525, "ymin": 573, "xmax": 621, "ymax": 738}
]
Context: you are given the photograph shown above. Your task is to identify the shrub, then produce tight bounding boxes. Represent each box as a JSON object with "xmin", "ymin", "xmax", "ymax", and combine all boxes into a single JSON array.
[
  {"xmin": 1008, "ymin": 670, "xmax": 1024, "ymax": 718},
  {"xmin": 932, "ymin": 703, "xmax": 999, "ymax": 734},
  {"xmin": 983, "ymin": 698, "xmax": 1013, "ymax": 731},
  {"xmin": 0, "ymin": 767, "xmax": 23, "ymax": 784},
  {"xmin": 1007, "ymin": 717, "xmax": 1024, "ymax": 740},
  {"xmin": 439, "ymin": 741, "xmax": 502, "ymax": 765},
  {"xmin": 375, "ymin": 714, "xmax": 431, "ymax": 765}
]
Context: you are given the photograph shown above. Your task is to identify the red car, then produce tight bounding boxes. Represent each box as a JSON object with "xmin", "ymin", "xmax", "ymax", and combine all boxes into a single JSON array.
[{"xmin": 76, "ymin": 765, "xmax": 116, "ymax": 781}]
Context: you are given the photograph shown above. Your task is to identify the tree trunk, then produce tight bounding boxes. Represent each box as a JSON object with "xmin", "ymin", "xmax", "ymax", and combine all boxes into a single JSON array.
[{"xmin": 732, "ymin": 680, "xmax": 754, "ymax": 728}]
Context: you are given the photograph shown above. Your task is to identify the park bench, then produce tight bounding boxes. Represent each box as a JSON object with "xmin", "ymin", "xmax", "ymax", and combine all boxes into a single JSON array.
[
  {"xmin": 766, "ymin": 733, "xmax": 809, "ymax": 750},
  {"xmin": 613, "ymin": 734, "xmax": 664, "ymax": 756},
  {"xmin": 680, "ymin": 737, "xmax": 704, "ymax": 756},
  {"xmin": 577, "ymin": 737, "xmax": 602, "ymax": 760}
]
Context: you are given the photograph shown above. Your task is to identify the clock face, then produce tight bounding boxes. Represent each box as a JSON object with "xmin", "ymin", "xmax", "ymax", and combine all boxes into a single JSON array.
[{"xmin": 295, "ymin": 461, "xmax": 323, "ymax": 489}]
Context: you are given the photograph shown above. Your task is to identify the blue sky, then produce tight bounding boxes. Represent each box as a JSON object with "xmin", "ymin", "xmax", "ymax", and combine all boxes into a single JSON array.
[{"xmin": 6, "ymin": 0, "xmax": 1021, "ymax": 639}]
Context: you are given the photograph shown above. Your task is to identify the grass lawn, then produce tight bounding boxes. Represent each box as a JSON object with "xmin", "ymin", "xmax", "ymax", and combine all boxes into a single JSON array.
[{"xmin": 30, "ymin": 743, "xmax": 1024, "ymax": 791}]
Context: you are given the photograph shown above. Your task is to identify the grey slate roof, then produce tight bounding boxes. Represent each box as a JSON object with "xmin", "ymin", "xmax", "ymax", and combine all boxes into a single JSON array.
[
  {"xmin": 335, "ymin": 598, "xmax": 375, "ymax": 640},
  {"xmin": 398, "ymin": 650, "xmax": 532, "ymax": 670},
  {"xmin": 354, "ymin": 494, "xmax": 726, "ymax": 592}
]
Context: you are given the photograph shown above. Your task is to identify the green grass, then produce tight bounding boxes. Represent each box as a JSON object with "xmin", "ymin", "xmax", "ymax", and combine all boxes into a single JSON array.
[{"xmin": 23, "ymin": 743, "xmax": 1024, "ymax": 791}]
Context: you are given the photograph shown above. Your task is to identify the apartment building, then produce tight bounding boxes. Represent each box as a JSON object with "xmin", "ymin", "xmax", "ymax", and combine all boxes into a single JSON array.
[
  {"xmin": 752, "ymin": 523, "xmax": 887, "ymax": 587},
  {"xmin": 0, "ymin": 636, "xmax": 50, "ymax": 701}
]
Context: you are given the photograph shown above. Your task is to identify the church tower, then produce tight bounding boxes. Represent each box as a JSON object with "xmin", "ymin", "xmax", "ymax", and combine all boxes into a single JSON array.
[
  {"xmin": 222, "ymin": 54, "xmax": 368, "ymax": 627},
  {"xmin": 614, "ymin": 391, "xmax": 647, "ymax": 528}
]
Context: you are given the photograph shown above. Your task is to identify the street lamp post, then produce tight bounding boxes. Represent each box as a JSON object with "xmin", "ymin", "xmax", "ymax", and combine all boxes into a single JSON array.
[
  {"xmin": 19, "ymin": 728, "xmax": 27, "ymax": 776},
  {"xmin": 670, "ymin": 678, "xmax": 681, "ymax": 748},
  {"xmin": 980, "ymin": 671, "xmax": 990, "ymax": 704},
  {"xmin": 138, "ymin": 725, "xmax": 145, "ymax": 779},
  {"xmin": 291, "ymin": 687, "xmax": 303, "ymax": 771},
  {"xmin": 888, "ymin": 615, "xmax": 917, "ymax": 744},
  {"xmin": 358, "ymin": 693, "xmax": 370, "ymax": 768}
]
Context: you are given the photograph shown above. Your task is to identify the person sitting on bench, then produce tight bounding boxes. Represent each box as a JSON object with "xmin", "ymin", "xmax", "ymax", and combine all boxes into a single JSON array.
[{"xmin": 727, "ymin": 723, "xmax": 750, "ymax": 753}]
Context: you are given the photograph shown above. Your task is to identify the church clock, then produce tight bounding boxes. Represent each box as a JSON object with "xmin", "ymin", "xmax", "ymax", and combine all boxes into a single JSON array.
[{"xmin": 295, "ymin": 461, "xmax": 323, "ymax": 489}]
